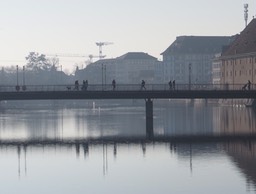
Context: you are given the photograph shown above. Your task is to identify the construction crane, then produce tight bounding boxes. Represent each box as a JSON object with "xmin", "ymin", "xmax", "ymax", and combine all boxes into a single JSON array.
[
  {"xmin": 96, "ymin": 42, "xmax": 113, "ymax": 59},
  {"xmin": 45, "ymin": 53, "xmax": 103, "ymax": 63}
]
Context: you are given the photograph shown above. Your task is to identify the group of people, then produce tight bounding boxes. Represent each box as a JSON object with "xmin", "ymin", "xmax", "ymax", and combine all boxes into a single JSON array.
[
  {"xmin": 168, "ymin": 80, "xmax": 176, "ymax": 90},
  {"xmin": 73, "ymin": 79, "xmax": 178, "ymax": 91},
  {"xmin": 74, "ymin": 79, "xmax": 116, "ymax": 91},
  {"xmin": 74, "ymin": 80, "xmax": 88, "ymax": 91},
  {"xmin": 73, "ymin": 79, "xmax": 256, "ymax": 91}
]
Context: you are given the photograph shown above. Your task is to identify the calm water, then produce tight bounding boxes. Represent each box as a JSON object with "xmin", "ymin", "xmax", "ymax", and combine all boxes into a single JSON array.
[{"xmin": 0, "ymin": 100, "xmax": 256, "ymax": 194}]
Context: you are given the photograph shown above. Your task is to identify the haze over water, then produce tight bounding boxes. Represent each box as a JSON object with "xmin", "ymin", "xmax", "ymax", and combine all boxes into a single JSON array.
[{"xmin": 0, "ymin": 101, "xmax": 256, "ymax": 194}]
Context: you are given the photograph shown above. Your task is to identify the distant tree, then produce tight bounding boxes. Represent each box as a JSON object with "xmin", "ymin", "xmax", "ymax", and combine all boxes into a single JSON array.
[
  {"xmin": 47, "ymin": 57, "xmax": 60, "ymax": 71},
  {"xmin": 25, "ymin": 52, "xmax": 52, "ymax": 71},
  {"xmin": 4, "ymin": 65, "xmax": 16, "ymax": 73}
]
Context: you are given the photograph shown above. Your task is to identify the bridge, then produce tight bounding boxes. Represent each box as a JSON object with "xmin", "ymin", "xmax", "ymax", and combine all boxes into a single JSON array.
[
  {"xmin": 0, "ymin": 83, "xmax": 255, "ymax": 100},
  {"xmin": 0, "ymin": 83, "xmax": 255, "ymax": 137}
]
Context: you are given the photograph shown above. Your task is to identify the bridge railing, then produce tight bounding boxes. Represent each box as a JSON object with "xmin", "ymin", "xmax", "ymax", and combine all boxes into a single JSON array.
[{"xmin": 0, "ymin": 84, "xmax": 253, "ymax": 92}]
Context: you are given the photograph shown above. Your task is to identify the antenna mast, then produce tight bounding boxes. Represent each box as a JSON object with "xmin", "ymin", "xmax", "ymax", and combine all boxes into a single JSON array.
[{"xmin": 244, "ymin": 3, "xmax": 249, "ymax": 27}]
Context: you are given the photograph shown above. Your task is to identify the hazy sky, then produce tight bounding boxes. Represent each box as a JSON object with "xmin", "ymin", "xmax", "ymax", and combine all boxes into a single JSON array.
[{"xmin": 0, "ymin": 0, "xmax": 255, "ymax": 73}]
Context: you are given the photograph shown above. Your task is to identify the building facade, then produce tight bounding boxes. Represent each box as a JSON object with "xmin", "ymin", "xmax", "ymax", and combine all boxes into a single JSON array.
[
  {"xmin": 212, "ymin": 53, "xmax": 222, "ymax": 86},
  {"xmin": 220, "ymin": 19, "xmax": 256, "ymax": 90},
  {"xmin": 76, "ymin": 52, "xmax": 160, "ymax": 84},
  {"xmin": 161, "ymin": 36, "xmax": 234, "ymax": 84}
]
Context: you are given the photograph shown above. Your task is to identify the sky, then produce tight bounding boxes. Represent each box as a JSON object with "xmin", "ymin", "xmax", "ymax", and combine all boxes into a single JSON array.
[{"xmin": 0, "ymin": 0, "xmax": 255, "ymax": 73}]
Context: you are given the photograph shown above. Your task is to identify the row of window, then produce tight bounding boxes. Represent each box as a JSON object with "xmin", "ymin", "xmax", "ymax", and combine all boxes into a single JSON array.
[
  {"xmin": 223, "ymin": 57, "xmax": 256, "ymax": 66},
  {"xmin": 222, "ymin": 69, "xmax": 255, "ymax": 77}
]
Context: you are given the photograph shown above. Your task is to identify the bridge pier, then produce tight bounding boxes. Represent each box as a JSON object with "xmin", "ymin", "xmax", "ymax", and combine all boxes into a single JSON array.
[{"xmin": 145, "ymin": 98, "xmax": 154, "ymax": 138}]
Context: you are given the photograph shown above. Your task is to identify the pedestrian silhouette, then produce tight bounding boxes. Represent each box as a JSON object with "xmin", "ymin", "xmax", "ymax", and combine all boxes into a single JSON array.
[
  {"xmin": 248, "ymin": 80, "xmax": 251, "ymax": 90},
  {"xmin": 82, "ymin": 80, "xmax": 88, "ymax": 91},
  {"xmin": 172, "ymin": 80, "xmax": 175, "ymax": 90},
  {"xmin": 242, "ymin": 83, "xmax": 247, "ymax": 90},
  {"xmin": 169, "ymin": 80, "xmax": 173, "ymax": 90},
  {"xmin": 74, "ymin": 80, "xmax": 79, "ymax": 91},
  {"xmin": 85, "ymin": 80, "xmax": 88, "ymax": 90},
  {"xmin": 112, "ymin": 79, "xmax": 116, "ymax": 90},
  {"xmin": 141, "ymin": 80, "xmax": 146, "ymax": 90}
]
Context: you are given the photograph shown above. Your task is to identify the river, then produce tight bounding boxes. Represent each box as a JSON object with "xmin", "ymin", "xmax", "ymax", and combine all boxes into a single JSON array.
[{"xmin": 0, "ymin": 100, "xmax": 256, "ymax": 194}]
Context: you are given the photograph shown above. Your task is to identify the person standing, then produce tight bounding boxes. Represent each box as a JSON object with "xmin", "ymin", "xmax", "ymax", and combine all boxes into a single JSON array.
[
  {"xmin": 84, "ymin": 80, "xmax": 88, "ymax": 91},
  {"xmin": 75, "ymin": 80, "xmax": 79, "ymax": 91}
]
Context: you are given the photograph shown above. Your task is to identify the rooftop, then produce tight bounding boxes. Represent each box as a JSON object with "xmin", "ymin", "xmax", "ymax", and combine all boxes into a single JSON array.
[
  {"xmin": 161, "ymin": 36, "xmax": 235, "ymax": 55},
  {"xmin": 117, "ymin": 52, "xmax": 157, "ymax": 60},
  {"xmin": 222, "ymin": 19, "xmax": 256, "ymax": 56}
]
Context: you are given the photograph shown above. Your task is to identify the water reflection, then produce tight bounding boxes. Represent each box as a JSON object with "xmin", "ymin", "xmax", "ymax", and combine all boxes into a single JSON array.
[
  {"xmin": 158, "ymin": 102, "xmax": 256, "ymax": 137},
  {"xmin": 1, "ymin": 103, "xmax": 256, "ymax": 141},
  {"xmin": 223, "ymin": 141, "xmax": 256, "ymax": 191},
  {"xmin": 159, "ymin": 102, "xmax": 214, "ymax": 136},
  {"xmin": 2, "ymin": 140, "xmax": 256, "ymax": 193},
  {"xmin": 220, "ymin": 107, "xmax": 256, "ymax": 135},
  {"xmin": 0, "ymin": 103, "xmax": 256, "ymax": 193}
]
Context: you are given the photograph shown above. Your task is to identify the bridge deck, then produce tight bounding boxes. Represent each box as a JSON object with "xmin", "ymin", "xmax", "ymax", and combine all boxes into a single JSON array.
[
  {"xmin": 0, "ymin": 84, "xmax": 255, "ymax": 100},
  {"xmin": 0, "ymin": 90, "xmax": 256, "ymax": 100},
  {"xmin": 0, "ymin": 134, "xmax": 256, "ymax": 146}
]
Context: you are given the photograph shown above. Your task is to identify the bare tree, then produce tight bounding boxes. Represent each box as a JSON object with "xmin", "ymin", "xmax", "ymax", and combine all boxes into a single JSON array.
[{"xmin": 25, "ymin": 52, "xmax": 52, "ymax": 71}]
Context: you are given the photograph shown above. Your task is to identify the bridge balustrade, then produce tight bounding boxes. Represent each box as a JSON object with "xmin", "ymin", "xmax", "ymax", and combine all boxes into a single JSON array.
[{"xmin": 0, "ymin": 84, "xmax": 253, "ymax": 92}]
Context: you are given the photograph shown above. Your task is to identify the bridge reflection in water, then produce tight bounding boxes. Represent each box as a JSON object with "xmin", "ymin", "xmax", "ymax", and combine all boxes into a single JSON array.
[{"xmin": 4, "ymin": 137, "xmax": 256, "ymax": 188}]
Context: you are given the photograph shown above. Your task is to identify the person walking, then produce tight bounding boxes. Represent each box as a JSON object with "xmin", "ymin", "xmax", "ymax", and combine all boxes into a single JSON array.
[
  {"xmin": 82, "ymin": 80, "xmax": 86, "ymax": 91},
  {"xmin": 112, "ymin": 79, "xmax": 116, "ymax": 90},
  {"xmin": 248, "ymin": 80, "xmax": 251, "ymax": 90},
  {"xmin": 169, "ymin": 80, "xmax": 173, "ymax": 90},
  {"xmin": 172, "ymin": 80, "xmax": 175, "ymax": 90},
  {"xmin": 141, "ymin": 80, "xmax": 146, "ymax": 90}
]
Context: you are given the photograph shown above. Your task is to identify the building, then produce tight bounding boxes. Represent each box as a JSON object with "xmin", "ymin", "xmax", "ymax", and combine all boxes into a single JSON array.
[
  {"xmin": 220, "ymin": 19, "xmax": 256, "ymax": 90},
  {"xmin": 212, "ymin": 53, "xmax": 222, "ymax": 86},
  {"xmin": 161, "ymin": 36, "xmax": 234, "ymax": 84},
  {"xmin": 76, "ymin": 52, "xmax": 160, "ymax": 84}
]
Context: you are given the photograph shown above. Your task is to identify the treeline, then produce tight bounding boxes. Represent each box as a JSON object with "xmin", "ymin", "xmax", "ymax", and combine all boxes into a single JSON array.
[{"xmin": 0, "ymin": 52, "xmax": 76, "ymax": 85}]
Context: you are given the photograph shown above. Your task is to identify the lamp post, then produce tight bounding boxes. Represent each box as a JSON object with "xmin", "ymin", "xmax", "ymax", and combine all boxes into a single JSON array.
[
  {"xmin": 16, "ymin": 65, "xmax": 18, "ymax": 85},
  {"xmin": 101, "ymin": 63, "xmax": 106, "ymax": 90},
  {"xmin": 189, "ymin": 63, "xmax": 192, "ymax": 90},
  {"xmin": 22, "ymin": 66, "xmax": 26, "ymax": 91},
  {"xmin": 102, "ymin": 64, "xmax": 103, "ymax": 90},
  {"xmin": 104, "ymin": 65, "xmax": 106, "ymax": 86},
  {"xmin": 60, "ymin": 65, "xmax": 62, "ymax": 83},
  {"xmin": 16, "ymin": 65, "xmax": 20, "ymax": 91}
]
